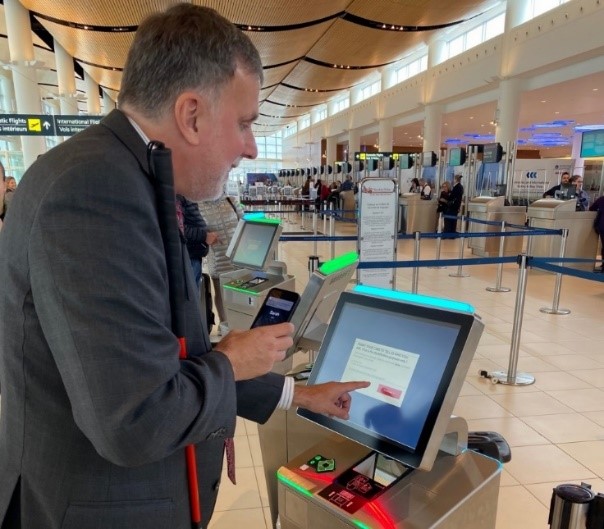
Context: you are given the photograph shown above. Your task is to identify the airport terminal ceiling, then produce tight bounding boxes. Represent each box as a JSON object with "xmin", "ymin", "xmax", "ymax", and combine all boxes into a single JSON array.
[{"xmin": 1, "ymin": 1, "xmax": 604, "ymax": 157}]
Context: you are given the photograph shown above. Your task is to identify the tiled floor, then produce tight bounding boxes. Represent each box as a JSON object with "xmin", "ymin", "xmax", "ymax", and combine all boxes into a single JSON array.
[{"xmin": 209, "ymin": 215, "xmax": 604, "ymax": 529}]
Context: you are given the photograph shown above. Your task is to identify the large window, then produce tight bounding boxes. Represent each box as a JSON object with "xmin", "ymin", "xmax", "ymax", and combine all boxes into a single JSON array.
[
  {"xmin": 530, "ymin": 0, "xmax": 570, "ymax": 18},
  {"xmin": 317, "ymin": 108, "xmax": 327, "ymax": 122},
  {"xmin": 283, "ymin": 123, "xmax": 297, "ymax": 137},
  {"xmin": 299, "ymin": 116, "xmax": 310, "ymax": 130},
  {"xmin": 394, "ymin": 55, "xmax": 428, "ymax": 85},
  {"xmin": 445, "ymin": 12, "xmax": 505, "ymax": 60},
  {"xmin": 358, "ymin": 80, "xmax": 381, "ymax": 102},
  {"xmin": 332, "ymin": 97, "xmax": 350, "ymax": 114}
]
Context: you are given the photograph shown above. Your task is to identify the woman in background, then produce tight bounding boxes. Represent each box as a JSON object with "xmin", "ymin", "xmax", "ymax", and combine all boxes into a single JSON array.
[{"xmin": 198, "ymin": 194, "xmax": 244, "ymax": 335}]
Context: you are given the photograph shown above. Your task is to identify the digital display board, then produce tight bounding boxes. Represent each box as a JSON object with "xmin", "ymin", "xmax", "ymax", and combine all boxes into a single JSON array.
[{"xmin": 580, "ymin": 129, "xmax": 604, "ymax": 158}]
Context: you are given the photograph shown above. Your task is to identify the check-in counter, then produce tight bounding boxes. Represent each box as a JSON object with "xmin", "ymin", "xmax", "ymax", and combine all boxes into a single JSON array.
[
  {"xmin": 527, "ymin": 198, "xmax": 598, "ymax": 270},
  {"xmin": 398, "ymin": 193, "xmax": 438, "ymax": 233},
  {"xmin": 467, "ymin": 196, "xmax": 527, "ymax": 257}
]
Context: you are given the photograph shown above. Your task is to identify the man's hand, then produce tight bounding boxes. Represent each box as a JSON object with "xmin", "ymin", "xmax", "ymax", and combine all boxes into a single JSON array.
[
  {"xmin": 293, "ymin": 381, "xmax": 370, "ymax": 420},
  {"xmin": 215, "ymin": 323, "xmax": 294, "ymax": 381}
]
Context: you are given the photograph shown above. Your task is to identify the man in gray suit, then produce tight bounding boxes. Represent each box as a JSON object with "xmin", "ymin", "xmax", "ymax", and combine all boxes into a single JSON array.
[{"xmin": 0, "ymin": 5, "xmax": 368, "ymax": 529}]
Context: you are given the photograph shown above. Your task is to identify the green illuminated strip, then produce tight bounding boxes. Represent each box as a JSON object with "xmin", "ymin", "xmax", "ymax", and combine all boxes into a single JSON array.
[
  {"xmin": 353, "ymin": 284, "xmax": 475, "ymax": 314},
  {"xmin": 223, "ymin": 284, "xmax": 261, "ymax": 295},
  {"xmin": 318, "ymin": 251, "xmax": 359, "ymax": 275},
  {"xmin": 352, "ymin": 520, "xmax": 372, "ymax": 529},
  {"xmin": 276, "ymin": 471, "xmax": 313, "ymax": 498},
  {"xmin": 242, "ymin": 213, "xmax": 281, "ymax": 224}
]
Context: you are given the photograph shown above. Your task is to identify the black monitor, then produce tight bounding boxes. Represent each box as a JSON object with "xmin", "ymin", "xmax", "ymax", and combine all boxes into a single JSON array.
[
  {"xmin": 421, "ymin": 151, "xmax": 437, "ymax": 168},
  {"xmin": 286, "ymin": 252, "xmax": 359, "ymax": 358},
  {"xmin": 556, "ymin": 183, "xmax": 577, "ymax": 200},
  {"xmin": 580, "ymin": 129, "xmax": 604, "ymax": 158},
  {"xmin": 399, "ymin": 153, "xmax": 414, "ymax": 170},
  {"xmin": 298, "ymin": 286, "xmax": 483, "ymax": 471},
  {"xmin": 482, "ymin": 143, "xmax": 503, "ymax": 164},
  {"xmin": 448, "ymin": 147, "xmax": 467, "ymax": 167},
  {"xmin": 225, "ymin": 215, "xmax": 282, "ymax": 271}
]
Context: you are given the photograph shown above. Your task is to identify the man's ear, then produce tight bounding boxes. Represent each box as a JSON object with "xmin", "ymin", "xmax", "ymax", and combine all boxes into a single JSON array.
[{"xmin": 174, "ymin": 91, "xmax": 209, "ymax": 146}]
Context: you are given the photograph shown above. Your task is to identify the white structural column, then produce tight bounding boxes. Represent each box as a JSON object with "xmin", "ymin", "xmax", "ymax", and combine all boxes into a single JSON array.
[
  {"xmin": 505, "ymin": 0, "xmax": 531, "ymax": 31},
  {"xmin": 348, "ymin": 128, "xmax": 361, "ymax": 160},
  {"xmin": 102, "ymin": 90, "xmax": 116, "ymax": 114},
  {"xmin": 570, "ymin": 133, "xmax": 584, "ymax": 176},
  {"xmin": 427, "ymin": 36, "xmax": 447, "ymax": 69},
  {"xmin": 84, "ymin": 72, "xmax": 101, "ymax": 115},
  {"xmin": 495, "ymin": 78, "xmax": 521, "ymax": 147},
  {"xmin": 0, "ymin": 73, "xmax": 16, "ymax": 113},
  {"xmin": 381, "ymin": 67, "xmax": 397, "ymax": 91},
  {"xmin": 378, "ymin": 118, "xmax": 393, "ymax": 152},
  {"xmin": 55, "ymin": 40, "xmax": 79, "ymax": 116},
  {"xmin": 4, "ymin": 0, "xmax": 46, "ymax": 168},
  {"xmin": 423, "ymin": 104, "xmax": 443, "ymax": 154}
]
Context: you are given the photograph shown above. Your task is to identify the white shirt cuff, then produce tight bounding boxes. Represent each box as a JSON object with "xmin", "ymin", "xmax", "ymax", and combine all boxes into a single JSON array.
[{"xmin": 276, "ymin": 375, "xmax": 295, "ymax": 410}]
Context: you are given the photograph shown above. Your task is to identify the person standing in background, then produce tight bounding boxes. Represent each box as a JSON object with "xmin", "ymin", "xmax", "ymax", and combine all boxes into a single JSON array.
[
  {"xmin": 543, "ymin": 171, "xmax": 570, "ymax": 198},
  {"xmin": 590, "ymin": 194, "xmax": 604, "ymax": 272},
  {"xmin": 571, "ymin": 174, "xmax": 589, "ymax": 211},
  {"xmin": 177, "ymin": 193, "xmax": 219, "ymax": 285},
  {"xmin": 0, "ymin": 162, "xmax": 6, "ymax": 229},
  {"xmin": 198, "ymin": 194, "xmax": 244, "ymax": 335},
  {"xmin": 444, "ymin": 174, "xmax": 464, "ymax": 235}
]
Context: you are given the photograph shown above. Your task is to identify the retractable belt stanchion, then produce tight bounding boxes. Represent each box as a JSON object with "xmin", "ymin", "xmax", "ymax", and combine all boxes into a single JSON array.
[
  {"xmin": 429, "ymin": 212, "xmax": 446, "ymax": 269},
  {"xmin": 312, "ymin": 210, "xmax": 318, "ymax": 256},
  {"xmin": 449, "ymin": 215, "xmax": 469, "ymax": 278},
  {"xmin": 480, "ymin": 253, "xmax": 535, "ymax": 386},
  {"xmin": 486, "ymin": 220, "xmax": 512, "ymax": 293},
  {"xmin": 540, "ymin": 228, "xmax": 571, "ymax": 315},
  {"xmin": 329, "ymin": 204, "xmax": 335, "ymax": 260},
  {"xmin": 412, "ymin": 231, "xmax": 421, "ymax": 294},
  {"xmin": 148, "ymin": 142, "xmax": 202, "ymax": 528}
]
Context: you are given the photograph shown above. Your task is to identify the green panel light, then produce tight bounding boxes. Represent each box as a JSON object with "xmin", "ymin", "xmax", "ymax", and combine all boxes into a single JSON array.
[
  {"xmin": 223, "ymin": 285, "xmax": 261, "ymax": 295},
  {"xmin": 318, "ymin": 251, "xmax": 359, "ymax": 276},
  {"xmin": 242, "ymin": 213, "xmax": 281, "ymax": 225},
  {"xmin": 353, "ymin": 285, "xmax": 475, "ymax": 314}
]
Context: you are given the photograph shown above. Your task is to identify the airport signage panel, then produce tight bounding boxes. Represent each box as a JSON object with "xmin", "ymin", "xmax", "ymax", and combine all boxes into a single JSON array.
[{"xmin": 0, "ymin": 114, "xmax": 102, "ymax": 136}]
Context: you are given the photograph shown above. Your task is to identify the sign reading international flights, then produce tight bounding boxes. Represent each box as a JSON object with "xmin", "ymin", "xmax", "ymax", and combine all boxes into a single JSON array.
[{"xmin": 0, "ymin": 114, "xmax": 103, "ymax": 137}]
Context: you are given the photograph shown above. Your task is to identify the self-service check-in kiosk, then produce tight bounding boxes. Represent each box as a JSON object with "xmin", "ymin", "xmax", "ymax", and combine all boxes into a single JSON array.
[
  {"xmin": 277, "ymin": 286, "xmax": 502, "ymax": 529},
  {"xmin": 467, "ymin": 196, "xmax": 526, "ymax": 257},
  {"xmin": 220, "ymin": 214, "xmax": 294, "ymax": 331},
  {"xmin": 527, "ymin": 198, "xmax": 598, "ymax": 271},
  {"xmin": 258, "ymin": 252, "xmax": 360, "ymax": 527}
]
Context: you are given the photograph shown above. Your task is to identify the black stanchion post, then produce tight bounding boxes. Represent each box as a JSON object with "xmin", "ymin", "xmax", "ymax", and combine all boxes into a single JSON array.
[
  {"xmin": 312, "ymin": 210, "xmax": 318, "ymax": 256},
  {"xmin": 540, "ymin": 228, "xmax": 571, "ymax": 315},
  {"xmin": 329, "ymin": 204, "xmax": 335, "ymax": 260},
  {"xmin": 449, "ymin": 215, "xmax": 469, "ymax": 278},
  {"xmin": 429, "ymin": 212, "xmax": 446, "ymax": 269},
  {"xmin": 486, "ymin": 220, "xmax": 511, "ymax": 293},
  {"xmin": 480, "ymin": 253, "xmax": 535, "ymax": 386},
  {"xmin": 412, "ymin": 231, "xmax": 421, "ymax": 294}
]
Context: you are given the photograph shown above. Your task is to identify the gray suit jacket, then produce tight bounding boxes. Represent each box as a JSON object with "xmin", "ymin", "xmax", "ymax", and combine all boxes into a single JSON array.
[{"xmin": 0, "ymin": 110, "xmax": 284, "ymax": 529}]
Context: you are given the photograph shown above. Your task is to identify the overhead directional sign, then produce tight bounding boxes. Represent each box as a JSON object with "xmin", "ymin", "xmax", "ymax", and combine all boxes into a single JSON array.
[
  {"xmin": 0, "ymin": 114, "xmax": 102, "ymax": 137},
  {"xmin": 0, "ymin": 114, "xmax": 56, "ymax": 136},
  {"xmin": 54, "ymin": 115, "xmax": 102, "ymax": 136},
  {"xmin": 355, "ymin": 151, "xmax": 399, "ymax": 160}
]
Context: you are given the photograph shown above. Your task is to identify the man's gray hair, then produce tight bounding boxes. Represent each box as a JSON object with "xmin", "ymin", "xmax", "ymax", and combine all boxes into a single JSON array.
[{"xmin": 118, "ymin": 3, "xmax": 263, "ymax": 117}]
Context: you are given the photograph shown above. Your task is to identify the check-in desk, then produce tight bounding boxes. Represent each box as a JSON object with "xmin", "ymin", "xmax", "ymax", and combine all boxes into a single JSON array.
[
  {"xmin": 527, "ymin": 199, "xmax": 598, "ymax": 271},
  {"xmin": 220, "ymin": 265, "xmax": 294, "ymax": 330},
  {"xmin": 398, "ymin": 193, "xmax": 438, "ymax": 233},
  {"xmin": 467, "ymin": 196, "xmax": 526, "ymax": 257}
]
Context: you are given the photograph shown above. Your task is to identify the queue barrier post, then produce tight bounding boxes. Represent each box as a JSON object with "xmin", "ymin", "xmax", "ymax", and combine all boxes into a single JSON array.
[
  {"xmin": 486, "ymin": 220, "xmax": 512, "ymax": 293},
  {"xmin": 540, "ymin": 228, "xmax": 571, "ymax": 315},
  {"xmin": 449, "ymin": 215, "xmax": 469, "ymax": 278},
  {"xmin": 412, "ymin": 231, "xmax": 421, "ymax": 294}
]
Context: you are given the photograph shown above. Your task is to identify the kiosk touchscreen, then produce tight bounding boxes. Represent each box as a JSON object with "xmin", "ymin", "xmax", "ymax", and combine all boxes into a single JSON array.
[
  {"xmin": 221, "ymin": 214, "xmax": 294, "ymax": 332},
  {"xmin": 298, "ymin": 285, "xmax": 483, "ymax": 471},
  {"xmin": 286, "ymin": 251, "xmax": 359, "ymax": 359}
]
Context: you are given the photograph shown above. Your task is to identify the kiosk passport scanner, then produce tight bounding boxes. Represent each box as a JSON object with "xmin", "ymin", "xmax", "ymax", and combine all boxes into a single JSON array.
[
  {"xmin": 278, "ymin": 286, "xmax": 502, "ymax": 529},
  {"xmin": 220, "ymin": 214, "xmax": 294, "ymax": 333}
]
